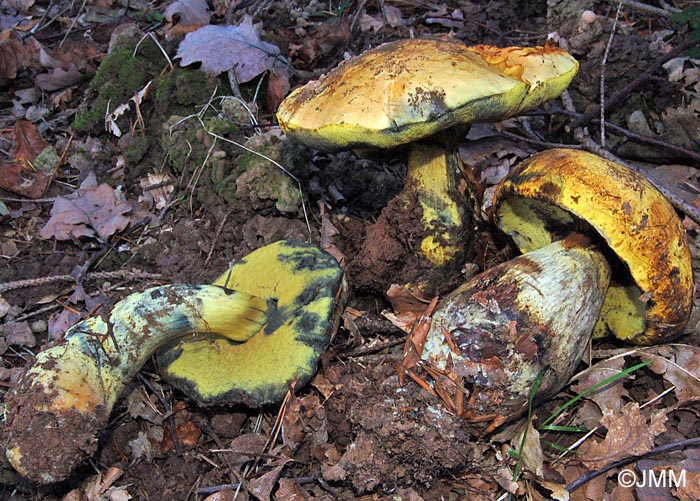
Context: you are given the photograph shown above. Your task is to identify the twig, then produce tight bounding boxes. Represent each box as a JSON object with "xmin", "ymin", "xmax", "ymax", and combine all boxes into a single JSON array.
[
  {"xmin": 600, "ymin": 1, "xmax": 624, "ymax": 147},
  {"xmin": 204, "ymin": 210, "xmax": 231, "ymax": 267},
  {"xmin": 341, "ymin": 337, "xmax": 405, "ymax": 358},
  {"xmin": 620, "ymin": 0, "xmax": 680, "ymax": 16},
  {"xmin": 532, "ymin": 108, "xmax": 700, "ymax": 162},
  {"xmin": 0, "ymin": 269, "xmax": 164, "ymax": 294},
  {"xmin": 567, "ymin": 437, "xmax": 700, "ymax": 492},
  {"xmin": 497, "ymin": 130, "xmax": 581, "ymax": 151},
  {"xmin": 603, "ymin": 121, "xmax": 700, "ymax": 162},
  {"xmin": 566, "ymin": 38, "xmax": 700, "ymax": 132}
]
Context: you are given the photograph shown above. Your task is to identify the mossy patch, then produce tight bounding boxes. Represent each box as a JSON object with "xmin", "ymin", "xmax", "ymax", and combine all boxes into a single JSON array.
[{"xmin": 72, "ymin": 39, "xmax": 163, "ymax": 134}]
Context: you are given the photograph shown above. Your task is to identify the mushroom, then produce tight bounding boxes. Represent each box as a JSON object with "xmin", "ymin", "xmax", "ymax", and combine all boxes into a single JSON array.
[
  {"xmin": 418, "ymin": 149, "xmax": 692, "ymax": 431},
  {"xmin": 420, "ymin": 234, "xmax": 610, "ymax": 431},
  {"xmin": 492, "ymin": 148, "xmax": 693, "ymax": 344},
  {"xmin": 277, "ymin": 38, "xmax": 578, "ymax": 293},
  {"xmin": 5, "ymin": 240, "xmax": 346, "ymax": 484}
]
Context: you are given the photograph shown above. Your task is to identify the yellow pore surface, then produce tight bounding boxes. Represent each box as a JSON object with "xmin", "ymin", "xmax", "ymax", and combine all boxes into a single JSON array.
[
  {"xmin": 160, "ymin": 240, "xmax": 345, "ymax": 405},
  {"xmin": 493, "ymin": 148, "xmax": 693, "ymax": 344},
  {"xmin": 276, "ymin": 39, "xmax": 578, "ymax": 150}
]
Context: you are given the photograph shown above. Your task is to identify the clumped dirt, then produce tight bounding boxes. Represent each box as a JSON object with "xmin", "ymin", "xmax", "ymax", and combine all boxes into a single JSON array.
[{"xmin": 323, "ymin": 357, "xmax": 476, "ymax": 493}]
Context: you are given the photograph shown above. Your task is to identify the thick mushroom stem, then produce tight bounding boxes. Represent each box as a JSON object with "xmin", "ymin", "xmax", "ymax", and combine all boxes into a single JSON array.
[
  {"xmin": 5, "ymin": 286, "xmax": 268, "ymax": 484},
  {"xmin": 405, "ymin": 142, "xmax": 471, "ymax": 267},
  {"xmin": 421, "ymin": 234, "xmax": 611, "ymax": 429}
]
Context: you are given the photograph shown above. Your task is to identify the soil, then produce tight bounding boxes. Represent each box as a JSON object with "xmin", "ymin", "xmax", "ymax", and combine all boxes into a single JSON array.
[{"xmin": 1, "ymin": 0, "xmax": 700, "ymax": 500}]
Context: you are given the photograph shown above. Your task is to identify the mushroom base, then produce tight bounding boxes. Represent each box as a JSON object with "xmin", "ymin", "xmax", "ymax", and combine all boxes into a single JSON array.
[{"xmin": 350, "ymin": 189, "xmax": 472, "ymax": 296}]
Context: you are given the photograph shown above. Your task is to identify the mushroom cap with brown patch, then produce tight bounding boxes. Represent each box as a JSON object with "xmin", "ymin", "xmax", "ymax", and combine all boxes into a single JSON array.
[
  {"xmin": 492, "ymin": 148, "xmax": 693, "ymax": 345},
  {"xmin": 276, "ymin": 39, "xmax": 578, "ymax": 151}
]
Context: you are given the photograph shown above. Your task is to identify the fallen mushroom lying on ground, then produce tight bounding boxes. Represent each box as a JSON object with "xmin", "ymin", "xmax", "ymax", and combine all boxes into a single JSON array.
[
  {"xmin": 277, "ymin": 38, "xmax": 578, "ymax": 294},
  {"xmin": 415, "ymin": 149, "xmax": 693, "ymax": 432},
  {"xmin": 4, "ymin": 240, "xmax": 347, "ymax": 484}
]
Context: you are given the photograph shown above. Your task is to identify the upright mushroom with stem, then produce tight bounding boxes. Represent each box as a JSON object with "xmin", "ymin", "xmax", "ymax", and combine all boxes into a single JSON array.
[
  {"xmin": 416, "ymin": 149, "xmax": 693, "ymax": 432},
  {"xmin": 5, "ymin": 240, "xmax": 347, "ymax": 484},
  {"xmin": 277, "ymin": 38, "xmax": 578, "ymax": 294}
]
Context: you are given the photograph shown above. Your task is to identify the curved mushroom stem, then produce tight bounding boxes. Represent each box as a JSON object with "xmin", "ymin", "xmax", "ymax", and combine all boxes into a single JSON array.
[
  {"xmin": 5, "ymin": 285, "xmax": 268, "ymax": 484},
  {"xmin": 421, "ymin": 234, "xmax": 611, "ymax": 432}
]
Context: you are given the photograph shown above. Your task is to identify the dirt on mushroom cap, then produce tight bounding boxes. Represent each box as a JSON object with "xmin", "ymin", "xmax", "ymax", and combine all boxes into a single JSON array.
[
  {"xmin": 493, "ymin": 148, "xmax": 694, "ymax": 344},
  {"xmin": 276, "ymin": 38, "xmax": 578, "ymax": 151}
]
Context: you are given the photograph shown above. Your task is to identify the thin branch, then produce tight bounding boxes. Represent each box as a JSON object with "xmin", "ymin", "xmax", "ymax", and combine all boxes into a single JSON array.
[
  {"xmin": 0, "ymin": 269, "xmax": 164, "ymax": 293},
  {"xmin": 600, "ymin": 1, "xmax": 624, "ymax": 147},
  {"xmin": 621, "ymin": 0, "xmax": 680, "ymax": 16},
  {"xmin": 567, "ymin": 437, "xmax": 700, "ymax": 493}
]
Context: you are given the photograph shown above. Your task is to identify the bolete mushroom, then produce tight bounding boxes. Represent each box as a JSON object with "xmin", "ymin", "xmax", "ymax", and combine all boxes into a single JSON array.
[
  {"xmin": 492, "ymin": 148, "xmax": 693, "ymax": 345},
  {"xmin": 420, "ymin": 234, "xmax": 610, "ymax": 431},
  {"xmin": 5, "ymin": 240, "xmax": 346, "ymax": 484},
  {"xmin": 418, "ymin": 149, "xmax": 692, "ymax": 431},
  {"xmin": 277, "ymin": 38, "xmax": 578, "ymax": 293}
]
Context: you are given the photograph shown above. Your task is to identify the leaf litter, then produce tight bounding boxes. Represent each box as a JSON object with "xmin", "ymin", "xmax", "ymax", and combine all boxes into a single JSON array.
[
  {"xmin": 176, "ymin": 15, "xmax": 286, "ymax": 82},
  {"xmin": 39, "ymin": 172, "xmax": 133, "ymax": 241}
]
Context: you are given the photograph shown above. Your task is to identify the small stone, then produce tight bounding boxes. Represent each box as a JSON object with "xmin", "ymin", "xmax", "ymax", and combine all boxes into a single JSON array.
[
  {"xmin": 0, "ymin": 296, "xmax": 10, "ymax": 319},
  {"xmin": 30, "ymin": 319, "xmax": 48, "ymax": 334}
]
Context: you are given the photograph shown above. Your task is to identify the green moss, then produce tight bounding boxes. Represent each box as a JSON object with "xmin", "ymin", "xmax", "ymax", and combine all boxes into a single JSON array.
[
  {"xmin": 154, "ymin": 68, "xmax": 220, "ymax": 117},
  {"xmin": 72, "ymin": 35, "xmax": 165, "ymax": 133},
  {"xmin": 123, "ymin": 135, "xmax": 152, "ymax": 165}
]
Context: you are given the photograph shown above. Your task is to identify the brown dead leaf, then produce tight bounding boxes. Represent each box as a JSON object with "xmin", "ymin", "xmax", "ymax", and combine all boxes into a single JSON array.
[
  {"xmin": 0, "ymin": 34, "xmax": 39, "ymax": 87},
  {"xmin": 638, "ymin": 345, "xmax": 700, "ymax": 404},
  {"xmin": 39, "ymin": 173, "xmax": 133, "ymax": 241},
  {"xmin": 580, "ymin": 402, "xmax": 667, "ymax": 471},
  {"xmin": 564, "ymin": 463, "xmax": 607, "ymax": 501},
  {"xmin": 319, "ymin": 202, "xmax": 346, "ymax": 266},
  {"xmin": 35, "ymin": 64, "xmax": 88, "ymax": 91},
  {"xmin": 229, "ymin": 433, "xmax": 267, "ymax": 465},
  {"xmin": 282, "ymin": 391, "xmax": 305, "ymax": 453},
  {"xmin": 382, "ymin": 284, "xmax": 432, "ymax": 332},
  {"xmin": 571, "ymin": 356, "xmax": 630, "ymax": 414},
  {"xmin": 274, "ymin": 478, "xmax": 306, "ymax": 500},
  {"xmin": 266, "ymin": 64, "xmax": 290, "ymax": 112},
  {"xmin": 164, "ymin": 0, "xmax": 210, "ymax": 25},
  {"xmin": 514, "ymin": 421, "xmax": 544, "ymax": 478},
  {"xmin": 48, "ymin": 308, "xmax": 82, "ymax": 341},
  {"xmin": 248, "ymin": 462, "xmax": 287, "ymax": 501},
  {"xmin": 608, "ymin": 484, "xmax": 636, "ymax": 501},
  {"xmin": 0, "ymin": 120, "xmax": 52, "ymax": 198},
  {"xmin": 11, "ymin": 119, "xmax": 48, "ymax": 163}
]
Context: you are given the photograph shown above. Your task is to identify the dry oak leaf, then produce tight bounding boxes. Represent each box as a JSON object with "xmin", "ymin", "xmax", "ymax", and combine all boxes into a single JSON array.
[
  {"xmin": 0, "ymin": 33, "xmax": 39, "ymax": 87},
  {"xmin": 571, "ymin": 356, "xmax": 630, "ymax": 414},
  {"xmin": 39, "ymin": 172, "xmax": 133, "ymax": 241},
  {"xmin": 0, "ymin": 119, "xmax": 52, "ymax": 198},
  {"xmin": 175, "ymin": 15, "xmax": 284, "ymax": 81},
  {"xmin": 638, "ymin": 345, "xmax": 700, "ymax": 404},
  {"xmin": 164, "ymin": 0, "xmax": 210, "ymax": 26},
  {"xmin": 580, "ymin": 402, "xmax": 667, "ymax": 471}
]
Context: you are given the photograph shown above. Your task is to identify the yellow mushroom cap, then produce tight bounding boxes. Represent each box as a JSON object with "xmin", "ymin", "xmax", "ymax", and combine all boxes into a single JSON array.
[
  {"xmin": 158, "ymin": 240, "xmax": 347, "ymax": 406},
  {"xmin": 276, "ymin": 39, "xmax": 578, "ymax": 151},
  {"xmin": 492, "ymin": 148, "xmax": 693, "ymax": 344}
]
